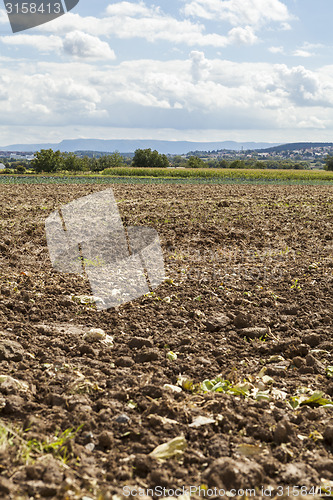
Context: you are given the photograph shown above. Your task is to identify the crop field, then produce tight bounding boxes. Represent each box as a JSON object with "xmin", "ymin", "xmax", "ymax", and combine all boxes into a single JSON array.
[
  {"xmin": 0, "ymin": 167, "xmax": 333, "ymax": 185},
  {"xmin": 0, "ymin": 183, "xmax": 332, "ymax": 499}
]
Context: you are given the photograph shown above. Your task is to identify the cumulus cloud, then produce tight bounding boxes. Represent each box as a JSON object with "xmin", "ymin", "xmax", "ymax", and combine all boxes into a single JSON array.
[
  {"xmin": 105, "ymin": 1, "xmax": 159, "ymax": 17},
  {"xmin": 190, "ymin": 51, "xmax": 212, "ymax": 83},
  {"xmin": 274, "ymin": 64, "xmax": 328, "ymax": 106},
  {"xmin": 293, "ymin": 49, "xmax": 312, "ymax": 58},
  {"xmin": 269, "ymin": 46, "xmax": 284, "ymax": 54},
  {"xmin": 31, "ymin": 2, "xmax": 258, "ymax": 48},
  {"xmin": 0, "ymin": 43, "xmax": 332, "ymax": 134},
  {"xmin": 183, "ymin": 0, "xmax": 292, "ymax": 28},
  {"xmin": 1, "ymin": 34, "xmax": 62, "ymax": 52},
  {"xmin": 228, "ymin": 26, "xmax": 257, "ymax": 45},
  {"xmin": 0, "ymin": 31, "xmax": 115, "ymax": 60},
  {"xmin": 63, "ymin": 31, "xmax": 115, "ymax": 59}
]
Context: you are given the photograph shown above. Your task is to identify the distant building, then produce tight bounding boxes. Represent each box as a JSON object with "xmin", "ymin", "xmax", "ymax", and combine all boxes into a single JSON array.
[{"xmin": 0, "ymin": 163, "xmax": 6, "ymax": 170}]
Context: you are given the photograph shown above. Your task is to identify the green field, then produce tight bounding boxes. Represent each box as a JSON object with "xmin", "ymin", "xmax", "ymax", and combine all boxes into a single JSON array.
[
  {"xmin": 0, "ymin": 167, "xmax": 333, "ymax": 184},
  {"xmin": 101, "ymin": 167, "xmax": 333, "ymax": 182}
]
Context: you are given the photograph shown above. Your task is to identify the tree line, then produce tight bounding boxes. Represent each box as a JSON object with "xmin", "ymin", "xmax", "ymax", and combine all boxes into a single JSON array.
[{"xmin": 1, "ymin": 148, "xmax": 333, "ymax": 173}]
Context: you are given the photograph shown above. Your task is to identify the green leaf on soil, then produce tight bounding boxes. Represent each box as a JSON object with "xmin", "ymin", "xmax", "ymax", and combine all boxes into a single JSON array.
[
  {"xmin": 254, "ymin": 390, "xmax": 271, "ymax": 401},
  {"xmin": 326, "ymin": 366, "xmax": 333, "ymax": 378},
  {"xmin": 149, "ymin": 435, "xmax": 187, "ymax": 460},
  {"xmin": 290, "ymin": 390, "xmax": 333, "ymax": 409},
  {"xmin": 166, "ymin": 351, "xmax": 177, "ymax": 361},
  {"xmin": 177, "ymin": 376, "xmax": 195, "ymax": 392},
  {"xmin": 300, "ymin": 391, "xmax": 332, "ymax": 407},
  {"xmin": 309, "ymin": 430, "xmax": 324, "ymax": 441}
]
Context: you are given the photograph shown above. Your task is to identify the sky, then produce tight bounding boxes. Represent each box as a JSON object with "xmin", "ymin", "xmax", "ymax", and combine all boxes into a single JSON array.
[{"xmin": 0, "ymin": 0, "xmax": 333, "ymax": 146}]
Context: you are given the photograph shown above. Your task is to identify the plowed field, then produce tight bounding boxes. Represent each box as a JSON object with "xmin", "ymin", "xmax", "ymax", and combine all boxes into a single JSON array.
[{"xmin": 0, "ymin": 184, "xmax": 332, "ymax": 499}]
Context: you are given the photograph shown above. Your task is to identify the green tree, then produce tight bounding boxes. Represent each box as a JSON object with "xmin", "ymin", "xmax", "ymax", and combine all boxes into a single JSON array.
[
  {"xmin": 187, "ymin": 156, "xmax": 204, "ymax": 168},
  {"xmin": 324, "ymin": 155, "xmax": 333, "ymax": 171},
  {"xmin": 98, "ymin": 152, "xmax": 125, "ymax": 171},
  {"xmin": 15, "ymin": 165, "xmax": 26, "ymax": 174},
  {"xmin": 229, "ymin": 159, "xmax": 246, "ymax": 169},
  {"xmin": 62, "ymin": 152, "xmax": 82, "ymax": 172},
  {"xmin": 31, "ymin": 149, "xmax": 63, "ymax": 173},
  {"xmin": 171, "ymin": 155, "xmax": 187, "ymax": 167},
  {"xmin": 132, "ymin": 148, "xmax": 169, "ymax": 168},
  {"xmin": 218, "ymin": 159, "xmax": 229, "ymax": 168}
]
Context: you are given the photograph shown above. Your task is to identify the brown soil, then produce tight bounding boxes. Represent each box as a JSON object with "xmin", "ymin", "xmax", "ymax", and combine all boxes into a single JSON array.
[{"xmin": 0, "ymin": 184, "xmax": 332, "ymax": 499}]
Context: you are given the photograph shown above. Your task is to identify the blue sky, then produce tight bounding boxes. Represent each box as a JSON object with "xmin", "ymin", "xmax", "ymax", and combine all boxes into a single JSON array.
[{"xmin": 0, "ymin": 0, "xmax": 332, "ymax": 145}]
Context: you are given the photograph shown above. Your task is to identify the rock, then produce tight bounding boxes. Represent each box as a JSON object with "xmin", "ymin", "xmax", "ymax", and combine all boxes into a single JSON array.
[
  {"xmin": 98, "ymin": 431, "xmax": 113, "ymax": 449},
  {"xmin": 115, "ymin": 356, "xmax": 134, "ymax": 367},
  {"xmin": 0, "ymin": 375, "xmax": 29, "ymax": 394},
  {"xmin": 114, "ymin": 413, "xmax": 131, "ymax": 424},
  {"xmin": 305, "ymin": 354, "xmax": 325, "ymax": 373},
  {"xmin": 67, "ymin": 395, "xmax": 90, "ymax": 412},
  {"xmin": 128, "ymin": 337, "xmax": 153, "ymax": 349},
  {"xmin": 45, "ymin": 393, "xmax": 66, "ymax": 407},
  {"xmin": 280, "ymin": 462, "xmax": 318, "ymax": 485},
  {"xmin": 298, "ymin": 366, "xmax": 314, "ymax": 374},
  {"xmin": 133, "ymin": 454, "xmax": 154, "ymax": 476},
  {"xmin": 238, "ymin": 327, "xmax": 268, "ymax": 339},
  {"xmin": 288, "ymin": 344, "xmax": 309, "ymax": 358},
  {"xmin": 234, "ymin": 313, "xmax": 252, "ymax": 329},
  {"xmin": 324, "ymin": 425, "xmax": 333, "ymax": 445},
  {"xmin": 25, "ymin": 464, "xmax": 44, "ymax": 480},
  {"xmin": 273, "ymin": 421, "xmax": 292, "ymax": 444},
  {"xmin": 282, "ymin": 306, "xmax": 298, "ymax": 315},
  {"xmin": 134, "ymin": 349, "xmax": 159, "ymax": 363},
  {"xmin": 83, "ymin": 328, "xmax": 113, "ymax": 346},
  {"xmin": 292, "ymin": 356, "xmax": 304, "ymax": 368},
  {"xmin": 205, "ymin": 314, "xmax": 231, "ymax": 332},
  {"xmin": 0, "ymin": 477, "xmax": 14, "ymax": 495},
  {"xmin": 313, "ymin": 459, "xmax": 333, "ymax": 478},
  {"xmin": 217, "ymin": 200, "xmax": 230, "ymax": 207},
  {"xmin": 2, "ymin": 395, "xmax": 26, "ymax": 416},
  {"xmin": 26, "ymin": 480, "xmax": 58, "ymax": 497},
  {"xmin": 79, "ymin": 344, "xmax": 97, "ymax": 356},
  {"xmin": 141, "ymin": 385, "xmax": 163, "ymax": 399},
  {"xmin": 303, "ymin": 333, "xmax": 321, "ymax": 347},
  {"xmin": 0, "ymin": 340, "xmax": 24, "ymax": 361},
  {"xmin": 203, "ymin": 457, "xmax": 263, "ymax": 489}
]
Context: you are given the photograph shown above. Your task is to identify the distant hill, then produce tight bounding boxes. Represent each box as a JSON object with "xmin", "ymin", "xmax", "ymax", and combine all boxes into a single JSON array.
[
  {"xmin": 0, "ymin": 138, "xmax": 280, "ymax": 155},
  {"xmin": 258, "ymin": 142, "xmax": 333, "ymax": 153}
]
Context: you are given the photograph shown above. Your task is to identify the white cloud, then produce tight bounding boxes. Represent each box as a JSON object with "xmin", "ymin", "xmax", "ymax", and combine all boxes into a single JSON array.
[
  {"xmin": 32, "ymin": 3, "xmax": 257, "ymax": 48},
  {"xmin": 63, "ymin": 31, "xmax": 116, "ymax": 59},
  {"xmin": 269, "ymin": 46, "xmax": 284, "ymax": 54},
  {"xmin": 302, "ymin": 42, "xmax": 325, "ymax": 50},
  {"xmin": 274, "ymin": 64, "xmax": 333, "ymax": 107},
  {"xmin": 183, "ymin": 0, "xmax": 292, "ymax": 28},
  {"xmin": 1, "ymin": 34, "xmax": 63, "ymax": 53},
  {"xmin": 228, "ymin": 26, "xmax": 257, "ymax": 45},
  {"xmin": 0, "ymin": 44, "xmax": 333, "ymax": 135},
  {"xmin": 280, "ymin": 22, "xmax": 292, "ymax": 31},
  {"xmin": 293, "ymin": 49, "xmax": 312, "ymax": 58},
  {"xmin": 190, "ymin": 50, "xmax": 211, "ymax": 82},
  {"xmin": 105, "ymin": 1, "xmax": 159, "ymax": 17},
  {"xmin": 0, "ymin": 31, "xmax": 116, "ymax": 60}
]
